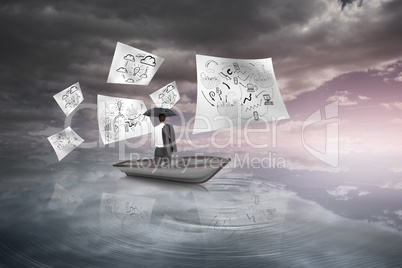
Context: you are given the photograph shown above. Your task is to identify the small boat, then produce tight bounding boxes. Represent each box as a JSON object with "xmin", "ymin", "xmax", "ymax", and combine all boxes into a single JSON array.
[{"xmin": 113, "ymin": 156, "xmax": 231, "ymax": 184}]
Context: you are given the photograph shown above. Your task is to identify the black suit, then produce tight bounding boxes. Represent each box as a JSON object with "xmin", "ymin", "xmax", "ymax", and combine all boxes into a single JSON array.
[{"xmin": 154, "ymin": 123, "xmax": 177, "ymax": 165}]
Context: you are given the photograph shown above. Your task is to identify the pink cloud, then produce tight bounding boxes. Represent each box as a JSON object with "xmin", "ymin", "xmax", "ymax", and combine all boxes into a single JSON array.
[
  {"xmin": 358, "ymin": 95, "xmax": 371, "ymax": 101},
  {"xmin": 380, "ymin": 102, "xmax": 402, "ymax": 110},
  {"xmin": 326, "ymin": 91, "xmax": 357, "ymax": 106}
]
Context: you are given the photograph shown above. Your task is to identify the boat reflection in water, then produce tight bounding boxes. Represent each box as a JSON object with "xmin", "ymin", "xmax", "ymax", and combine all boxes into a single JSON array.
[{"xmin": 98, "ymin": 174, "xmax": 290, "ymax": 267}]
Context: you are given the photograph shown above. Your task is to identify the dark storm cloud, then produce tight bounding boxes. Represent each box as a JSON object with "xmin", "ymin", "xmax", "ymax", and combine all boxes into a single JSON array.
[
  {"xmin": 0, "ymin": 0, "xmax": 325, "ymax": 144},
  {"xmin": 0, "ymin": 0, "xmax": 322, "ymax": 88},
  {"xmin": 256, "ymin": 0, "xmax": 402, "ymax": 100},
  {"xmin": 1, "ymin": 0, "xmax": 402, "ymax": 143},
  {"xmin": 338, "ymin": 0, "xmax": 363, "ymax": 10}
]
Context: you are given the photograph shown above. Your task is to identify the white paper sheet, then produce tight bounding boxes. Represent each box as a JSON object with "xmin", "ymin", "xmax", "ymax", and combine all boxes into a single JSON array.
[
  {"xmin": 149, "ymin": 81, "xmax": 180, "ymax": 109},
  {"xmin": 97, "ymin": 94, "xmax": 152, "ymax": 145},
  {"xmin": 47, "ymin": 126, "xmax": 84, "ymax": 161},
  {"xmin": 194, "ymin": 191, "xmax": 289, "ymax": 253},
  {"xmin": 53, "ymin": 82, "xmax": 83, "ymax": 116},
  {"xmin": 100, "ymin": 193, "xmax": 155, "ymax": 233},
  {"xmin": 157, "ymin": 214, "xmax": 185, "ymax": 242},
  {"xmin": 48, "ymin": 183, "xmax": 83, "ymax": 215},
  {"xmin": 193, "ymin": 55, "xmax": 289, "ymax": 134},
  {"xmin": 107, "ymin": 42, "xmax": 164, "ymax": 85}
]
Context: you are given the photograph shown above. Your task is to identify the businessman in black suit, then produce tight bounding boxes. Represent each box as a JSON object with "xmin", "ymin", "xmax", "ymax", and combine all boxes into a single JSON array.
[{"xmin": 154, "ymin": 113, "xmax": 177, "ymax": 165}]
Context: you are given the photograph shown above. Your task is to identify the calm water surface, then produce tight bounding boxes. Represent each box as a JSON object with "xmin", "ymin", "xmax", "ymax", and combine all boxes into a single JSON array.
[{"xmin": 1, "ymin": 148, "xmax": 402, "ymax": 267}]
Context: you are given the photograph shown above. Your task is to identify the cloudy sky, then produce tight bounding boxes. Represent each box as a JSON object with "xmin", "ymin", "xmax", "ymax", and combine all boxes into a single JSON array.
[
  {"xmin": 1, "ymin": 0, "xmax": 401, "ymax": 154},
  {"xmin": 1, "ymin": 0, "xmax": 401, "ymax": 195},
  {"xmin": 1, "ymin": 0, "xmax": 402, "ymax": 214}
]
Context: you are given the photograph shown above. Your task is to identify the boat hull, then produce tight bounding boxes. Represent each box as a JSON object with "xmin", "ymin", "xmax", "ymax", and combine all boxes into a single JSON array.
[{"xmin": 113, "ymin": 156, "xmax": 231, "ymax": 183}]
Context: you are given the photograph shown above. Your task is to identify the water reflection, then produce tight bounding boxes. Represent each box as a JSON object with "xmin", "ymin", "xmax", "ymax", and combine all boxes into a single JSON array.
[
  {"xmin": 48, "ymin": 183, "xmax": 83, "ymax": 215},
  {"xmin": 100, "ymin": 193, "xmax": 155, "ymax": 234},
  {"xmin": 2, "ymin": 159, "xmax": 402, "ymax": 267},
  {"xmin": 94, "ymin": 174, "xmax": 291, "ymax": 267},
  {"xmin": 194, "ymin": 191, "xmax": 289, "ymax": 256}
]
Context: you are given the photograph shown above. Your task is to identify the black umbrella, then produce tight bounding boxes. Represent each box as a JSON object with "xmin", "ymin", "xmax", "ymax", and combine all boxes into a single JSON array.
[{"xmin": 143, "ymin": 107, "xmax": 177, "ymax": 117}]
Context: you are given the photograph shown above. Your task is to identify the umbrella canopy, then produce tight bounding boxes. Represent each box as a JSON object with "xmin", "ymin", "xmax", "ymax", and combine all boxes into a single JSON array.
[{"xmin": 143, "ymin": 107, "xmax": 177, "ymax": 117}]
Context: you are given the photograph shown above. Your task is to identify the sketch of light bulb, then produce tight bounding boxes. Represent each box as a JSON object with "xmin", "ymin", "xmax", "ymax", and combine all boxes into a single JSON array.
[
  {"xmin": 116, "ymin": 100, "xmax": 123, "ymax": 112},
  {"xmin": 133, "ymin": 67, "xmax": 141, "ymax": 76}
]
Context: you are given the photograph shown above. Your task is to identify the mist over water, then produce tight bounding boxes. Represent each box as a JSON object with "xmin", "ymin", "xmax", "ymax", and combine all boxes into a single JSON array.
[{"xmin": 1, "ymin": 147, "xmax": 402, "ymax": 267}]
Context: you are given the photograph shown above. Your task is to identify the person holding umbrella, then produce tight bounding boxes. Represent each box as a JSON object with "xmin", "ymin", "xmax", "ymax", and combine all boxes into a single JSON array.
[{"xmin": 143, "ymin": 108, "xmax": 177, "ymax": 165}]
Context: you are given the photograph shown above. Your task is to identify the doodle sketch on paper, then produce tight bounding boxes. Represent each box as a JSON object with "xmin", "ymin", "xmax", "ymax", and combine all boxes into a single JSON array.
[
  {"xmin": 53, "ymin": 82, "xmax": 84, "ymax": 116},
  {"xmin": 107, "ymin": 42, "xmax": 164, "ymax": 85},
  {"xmin": 48, "ymin": 183, "xmax": 83, "ymax": 216},
  {"xmin": 203, "ymin": 198, "xmax": 275, "ymax": 250},
  {"xmin": 47, "ymin": 126, "xmax": 84, "ymax": 161},
  {"xmin": 97, "ymin": 94, "xmax": 152, "ymax": 145},
  {"xmin": 149, "ymin": 81, "xmax": 180, "ymax": 109},
  {"xmin": 194, "ymin": 192, "xmax": 286, "ymax": 251},
  {"xmin": 100, "ymin": 193, "xmax": 155, "ymax": 233},
  {"xmin": 193, "ymin": 54, "xmax": 289, "ymax": 134},
  {"xmin": 158, "ymin": 214, "xmax": 184, "ymax": 242}
]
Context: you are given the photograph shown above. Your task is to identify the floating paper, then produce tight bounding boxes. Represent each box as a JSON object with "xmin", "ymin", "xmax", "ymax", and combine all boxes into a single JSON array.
[
  {"xmin": 157, "ymin": 214, "xmax": 184, "ymax": 242},
  {"xmin": 48, "ymin": 183, "xmax": 83, "ymax": 216},
  {"xmin": 100, "ymin": 193, "xmax": 155, "ymax": 233},
  {"xmin": 194, "ymin": 192, "xmax": 289, "ymax": 253},
  {"xmin": 149, "ymin": 81, "xmax": 180, "ymax": 109},
  {"xmin": 97, "ymin": 94, "xmax": 152, "ymax": 145},
  {"xmin": 193, "ymin": 55, "xmax": 289, "ymax": 134},
  {"xmin": 53, "ymin": 82, "xmax": 83, "ymax": 116},
  {"xmin": 107, "ymin": 42, "xmax": 164, "ymax": 85},
  {"xmin": 47, "ymin": 126, "xmax": 84, "ymax": 161}
]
